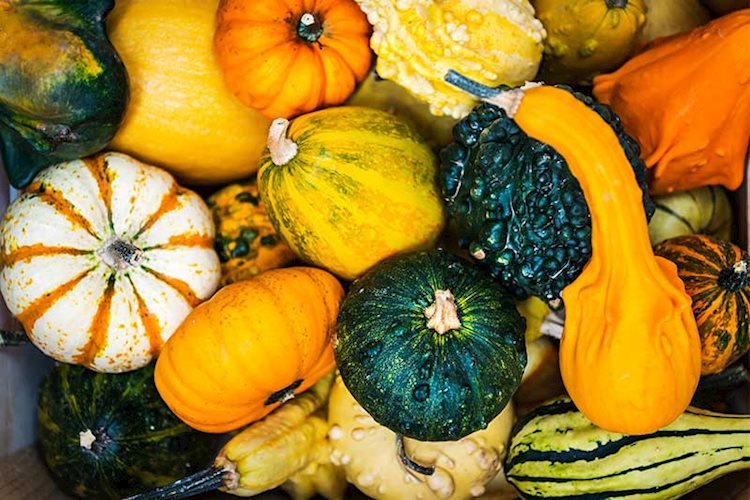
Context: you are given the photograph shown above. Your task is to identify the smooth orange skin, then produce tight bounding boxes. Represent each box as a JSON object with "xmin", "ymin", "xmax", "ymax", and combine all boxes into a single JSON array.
[
  {"xmin": 515, "ymin": 86, "xmax": 702, "ymax": 435},
  {"xmin": 155, "ymin": 267, "xmax": 343, "ymax": 433},
  {"xmin": 215, "ymin": 0, "xmax": 372, "ymax": 119},
  {"xmin": 593, "ymin": 10, "xmax": 750, "ymax": 195}
]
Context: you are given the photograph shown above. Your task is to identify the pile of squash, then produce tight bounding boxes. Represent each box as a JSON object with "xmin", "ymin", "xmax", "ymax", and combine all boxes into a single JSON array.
[{"xmin": 0, "ymin": 0, "xmax": 748, "ymax": 499}]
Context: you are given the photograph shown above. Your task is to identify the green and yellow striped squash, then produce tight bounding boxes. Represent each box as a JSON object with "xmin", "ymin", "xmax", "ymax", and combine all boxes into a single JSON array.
[
  {"xmin": 648, "ymin": 186, "xmax": 733, "ymax": 245},
  {"xmin": 258, "ymin": 107, "xmax": 445, "ymax": 280},
  {"xmin": 505, "ymin": 397, "xmax": 750, "ymax": 499}
]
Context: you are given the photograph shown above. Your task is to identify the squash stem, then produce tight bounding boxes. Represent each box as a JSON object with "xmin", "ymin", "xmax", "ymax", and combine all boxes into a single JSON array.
[
  {"xmin": 267, "ymin": 118, "xmax": 299, "ymax": 166},
  {"xmin": 443, "ymin": 70, "xmax": 538, "ymax": 118},
  {"xmin": 0, "ymin": 329, "xmax": 29, "ymax": 348},
  {"xmin": 424, "ymin": 289, "xmax": 461, "ymax": 334},
  {"xmin": 605, "ymin": 0, "xmax": 628, "ymax": 8},
  {"xmin": 122, "ymin": 467, "xmax": 227, "ymax": 499},
  {"xmin": 396, "ymin": 434, "xmax": 435, "ymax": 476}
]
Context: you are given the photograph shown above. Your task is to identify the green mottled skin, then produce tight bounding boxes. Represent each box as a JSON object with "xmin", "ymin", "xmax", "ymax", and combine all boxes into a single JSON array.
[
  {"xmin": 38, "ymin": 363, "xmax": 218, "ymax": 499},
  {"xmin": 0, "ymin": 0, "xmax": 128, "ymax": 188},
  {"xmin": 334, "ymin": 249, "xmax": 526, "ymax": 441}
]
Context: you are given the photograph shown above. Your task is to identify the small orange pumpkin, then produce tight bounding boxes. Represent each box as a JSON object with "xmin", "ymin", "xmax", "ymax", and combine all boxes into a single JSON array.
[
  {"xmin": 214, "ymin": 0, "xmax": 373, "ymax": 119},
  {"xmin": 154, "ymin": 267, "xmax": 343, "ymax": 433}
]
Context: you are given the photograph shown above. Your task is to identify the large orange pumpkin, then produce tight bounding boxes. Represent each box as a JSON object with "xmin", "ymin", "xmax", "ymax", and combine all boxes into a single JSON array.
[
  {"xmin": 214, "ymin": 0, "xmax": 373, "ymax": 119},
  {"xmin": 155, "ymin": 267, "xmax": 343, "ymax": 433}
]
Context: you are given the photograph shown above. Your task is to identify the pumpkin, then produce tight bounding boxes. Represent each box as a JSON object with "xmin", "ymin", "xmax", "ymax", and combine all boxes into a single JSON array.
[
  {"xmin": 354, "ymin": 0, "xmax": 545, "ymax": 118},
  {"xmin": 655, "ymin": 235, "xmax": 750, "ymax": 375},
  {"xmin": 0, "ymin": 152, "xmax": 220, "ymax": 373},
  {"xmin": 534, "ymin": 0, "xmax": 648, "ymax": 84},
  {"xmin": 593, "ymin": 10, "xmax": 750, "ymax": 195},
  {"xmin": 649, "ymin": 186, "xmax": 733, "ymax": 245},
  {"xmin": 214, "ymin": 0, "xmax": 372, "ymax": 120},
  {"xmin": 327, "ymin": 374, "xmax": 516, "ymax": 499},
  {"xmin": 334, "ymin": 249, "xmax": 526, "ymax": 442},
  {"xmin": 155, "ymin": 267, "xmax": 343, "ymax": 433},
  {"xmin": 107, "ymin": 0, "xmax": 270, "ymax": 186},
  {"xmin": 258, "ymin": 107, "xmax": 445, "ymax": 281},
  {"xmin": 640, "ymin": 0, "xmax": 711, "ymax": 43},
  {"xmin": 206, "ymin": 178, "xmax": 297, "ymax": 285},
  {"xmin": 38, "ymin": 363, "xmax": 218, "ymax": 499},
  {"xmin": 0, "ymin": 0, "xmax": 128, "ymax": 188},
  {"xmin": 444, "ymin": 72, "xmax": 701, "ymax": 434}
]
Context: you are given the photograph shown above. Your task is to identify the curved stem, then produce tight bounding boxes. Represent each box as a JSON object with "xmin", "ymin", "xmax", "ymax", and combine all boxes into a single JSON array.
[
  {"xmin": 267, "ymin": 119, "xmax": 299, "ymax": 166},
  {"xmin": 0, "ymin": 330, "xmax": 29, "ymax": 348},
  {"xmin": 396, "ymin": 434, "xmax": 435, "ymax": 476},
  {"xmin": 444, "ymin": 70, "xmax": 503, "ymax": 99},
  {"xmin": 443, "ymin": 70, "xmax": 538, "ymax": 118},
  {"xmin": 122, "ymin": 467, "xmax": 227, "ymax": 500}
]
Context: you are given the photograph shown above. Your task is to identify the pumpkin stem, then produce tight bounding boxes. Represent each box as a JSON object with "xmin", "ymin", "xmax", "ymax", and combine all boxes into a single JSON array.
[
  {"xmin": 297, "ymin": 12, "xmax": 324, "ymax": 43},
  {"xmin": 605, "ymin": 0, "xmax": 628, "ymax": 8},
  {"xmin": 98, "ymin": 236, "xmax": 143, "ymax": 271},
  {"xmin": 717, "ymin": 260, "xmax": 748, "ymax": 292},
  {"xmin": 396, "ymin": 434, "xmax": 435, "ymax": 476},
  {"xmin": 425, "ymin": 289, "xmax": 461, "ymax": 334},
  {"xmin": 121, "ymin": 466, "xmax": 229, "ymax": 500},
  {"xmin": 267, "ymin": 118, "xmax": 299, "ymax": 166},
  {"xmin": 264, "ymin": 378, "xmax": 303, "ymax": 406},
  {"xmin": 0, "ymin": 329, "xmax": 29, "ymax": 348},
  {"xmin": 443, "ymin": 70, "xmax": 541, "ymax": 118}
]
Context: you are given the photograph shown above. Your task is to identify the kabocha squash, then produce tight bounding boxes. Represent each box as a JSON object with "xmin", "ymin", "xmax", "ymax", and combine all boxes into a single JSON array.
[
  {"xmin": 649, "ymin": 186, "xmax": 733, "ymax": 245},
  {"xmin": 444, "ymin": 73, "xmax": 700, "ymax": 434},
  {"xmin": 355, "ymin": 0, "xmax": 545, "ymax": 118},
  {"xmin": 505, "ymin": 397, "xmax": 750, "ymax": 499},
  {"xmin": 0, "ymin": 0, "xmax": 128, "ymax": 188},
  {"xmin": 0, "ymin": 152, "xmax": 220, "ymax": 373},
  {"xmin": 206, "ymin": 178, "xmax": 296, "ymax": 285},
  {"xmin": 155, "ymin": 267, "xmax": 342, "ymax": 433},
  {"xmin": 215, "ymin": 0, "xmax": 372, "ymax": 120},
  {"xmin": 335, "ymin": 249, "xmax": 526, "ymax": 442},
  {"xmin": 38, "ymin": 363, "xmax": 218, "ymax": 499},
  {"xmin": 534, "ymin": 0, "xmax": 647, "ymax": 84},
  {"xmin": 655, "ymin": 235, "xmax": 750, "ymax": 375},
  {"xmin": 441, "ymin": 79, "xmax": 653, "ymax": 300},
  {"xmin": 640, "ymin": 0, "xmax": 710, "ymax": 43},
  {"xmin": 107, "ymin": 0, "xmax": 270, "ymax": 185},
  {"xmin": 327, "ymin": 375, "xmax": 516, "ymax": 499},
  {"xmin": 258, "ymin": 107, "xmax": 445, "ymax": 281},
  {"xmin": 593, "ymin": 10, "xmax": 750, "ymax": 194}
]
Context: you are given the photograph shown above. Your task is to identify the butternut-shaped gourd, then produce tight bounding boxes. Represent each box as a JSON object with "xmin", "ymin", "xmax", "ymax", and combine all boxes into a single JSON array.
[{"xmin": 593, "ymin": 11, "xmax": 750, "ymax": 194}]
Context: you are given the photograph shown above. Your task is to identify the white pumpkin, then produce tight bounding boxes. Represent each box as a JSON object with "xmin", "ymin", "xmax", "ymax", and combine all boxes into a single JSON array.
[{"xmin": 0, "ymin": 152, "xmax": 220, "ymax": 372}]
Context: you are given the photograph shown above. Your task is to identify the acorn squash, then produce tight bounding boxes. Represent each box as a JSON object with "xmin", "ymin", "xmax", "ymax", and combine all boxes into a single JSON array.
[{"xmin": 0, "ymin": 0, "xmax": 128, "ymax": 188}]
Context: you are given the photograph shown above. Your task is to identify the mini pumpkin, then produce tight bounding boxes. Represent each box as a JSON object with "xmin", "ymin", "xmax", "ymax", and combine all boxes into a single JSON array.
[
  {"xmin": 0, "ymin": 152, "xmax": 220, "ymax": 373},
  {"xmin": 214, "ymin": 0, "xmax": 372, "ymax": 119}
]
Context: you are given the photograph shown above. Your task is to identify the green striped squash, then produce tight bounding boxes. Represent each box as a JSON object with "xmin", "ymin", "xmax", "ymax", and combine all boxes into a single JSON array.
[
  {"xmin": 648, "ymin": 186, "xmax": 733, "ymax": 245},
  {"xmin": 505, "ymin": 397, "xmax": 750, "ymax": 499}
]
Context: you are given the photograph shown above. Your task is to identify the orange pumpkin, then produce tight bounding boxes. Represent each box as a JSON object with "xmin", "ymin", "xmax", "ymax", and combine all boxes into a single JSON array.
[
  {"xmin": 214, "ymin": 0, "xmax": 373, "ymax": 119},
  {"xmin": 155, "ymin": 267, "xmax": 343, "ymax": 433}
]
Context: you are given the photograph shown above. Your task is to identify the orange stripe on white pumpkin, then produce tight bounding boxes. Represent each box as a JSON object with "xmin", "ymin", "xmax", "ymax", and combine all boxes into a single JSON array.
[
  {"xmin": 1, "ymin": 244, "xmax": 91, "ymax": 267},
  {"xmin": 73, "ymin": 277, "xmax": 116, "ymax": 366},
  {"xmin": 16, "ymin": 268, "xmax": 93, "ymax": 332},
  {"xmin": 151, "ymin": 233, "xmax": 214, "ymax": 249},
  {"xmin": 131, "ymin": 285, "xmax": 164, "ymax": 356},
  {"xmin": 82, "ymin": 155, "xmax": 114, "ymax": 225},
  {"xmin": 26, "ymin": 182, "xmax": 99, "ymax": 238},
  {"xmin": 133, "ymin": 183, "xmax": 182, "ymax": 239},
  {"xmin": 144, "ymin": 267, "xmax": 202, "ymax": 307}
]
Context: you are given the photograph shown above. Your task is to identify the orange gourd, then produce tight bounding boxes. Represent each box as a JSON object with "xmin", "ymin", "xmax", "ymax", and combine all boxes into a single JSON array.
[
  {"xmin": 214, "ymin": 0, "xmax": 372, "ymax": 120},
  {"xmin": 155, "ymin": 267, "xmax": 343, "ymax": 433},
  {"xmin": 593, "ymin": 10, "xmax": 750, "ymax": 195}
]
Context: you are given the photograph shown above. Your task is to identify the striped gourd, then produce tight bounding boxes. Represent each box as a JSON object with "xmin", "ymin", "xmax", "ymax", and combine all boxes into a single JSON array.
[
  {"xmin": 505, "ymin": 397, "xmax": 750, "ymax": 499},
  {"xmin": 0, "ymin": 152, "xmax": 220, "ymax": 372},
  {"xmin": 649, "ymin": 186, "xmax": 733, "ymax": 245}
]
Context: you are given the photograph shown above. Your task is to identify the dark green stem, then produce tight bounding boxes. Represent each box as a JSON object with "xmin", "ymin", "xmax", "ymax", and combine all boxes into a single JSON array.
[
  {"xmin": 717, "ymin": 261, "xmax": 748, "ymax": 292},
  {"xmin": 264, "ymin": 378, "xmax": 303, "ymax": 406},
  {"xmin": 0, "ymin": 330, "xmax": 29, "ymax": 348},
  {"xmin": 396, "ymin": 434, "xmax": 435, "ymax": 476},
  {"xmin": 605, "ymin": 0, "xmax": 628, "ymax": 8},
  {"xmin": 297, "ymin": 12, "xmax": 324, "ymax": 43},
  {"xmin": 444, "ymin": 70, "xmax": 503, "ymax": 99},
  {"xmin": 122, "ymin": 467, "xmax": 226, "ymax": 500}
]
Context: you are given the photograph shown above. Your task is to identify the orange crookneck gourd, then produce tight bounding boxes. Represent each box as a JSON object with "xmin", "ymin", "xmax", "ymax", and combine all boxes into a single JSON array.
[
  {"xmin": 593, "ymin": 10, "xmax": 750, "ymax": 195},
  {"xmin": 444, "ymin": 71, "xmax": 702, "ymax": 434}
]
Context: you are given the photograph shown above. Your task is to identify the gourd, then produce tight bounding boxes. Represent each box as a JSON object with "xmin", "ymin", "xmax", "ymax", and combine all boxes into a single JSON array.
[
  {"xmin": 107, "ymin": 0, "xmax": 270, "ymax": 186},
  {"xmin": 281, "ymin": 439, "xmax": 347, "ymax": 500},
  {"xmin": 649, "ymin": 186, "xmax": 733, "ymax": 245},
  {"xmin": 215, "ymin": 0, "xmax": 372, "ymax": 120},
  {"xmin": 0, "ymin": 0, "xmax": 128, "ymax": 188},
  {"xmin": 258, "ymin": 107, "xmax": 445, "ymax": 281},
  {"xmin": 505, "ymin": 397, "xmax": 750, "ymax": 499},
  {"xmin": 440, "ymin": 82, "xmax": 653, "ymax": 301},
  {"xmin": 206, "ymin": 178, "xmax": 296, "ymax": 285},
  {"xmin": 38, "ymin": 363, "xmax": 218, "ymax": 499},
  {"xmin": 354, "ymin": 0, "xmax": 546, "ymax": 118},
  {"xmin": 655, "ymin": 235, "xmax": 750, "ymax": 375},
  {"xmin": 0, "ymin": 152, "xmax": 220, "ymax": 372},
  {"xmin": 640, "ymin": 0, "xmax": 711, "ymax": 43},
  {"xmin": 593, "ymin": 10, "xmax": 750, "ymax": 195},
  {"xmin": 126, "ymin": 374, "xmax": 341, "ymax": 499},
  {"xmin": 327, "ymin": 375, "xmax": 516, "ymax": 499},
  {"xmin": 443, "ymin": 72, "xmax": 701, "ymax": 434},
  {"xmin": 534, "ymin": 0, "xmax": 648, "ymax": 84},
  {"xmin": 334, "ymin": 249, "xmax": 526, "ymax": 442},
  {"xmin": 155, "ymin": 267, "xmax": 343, "ymax": 433}
]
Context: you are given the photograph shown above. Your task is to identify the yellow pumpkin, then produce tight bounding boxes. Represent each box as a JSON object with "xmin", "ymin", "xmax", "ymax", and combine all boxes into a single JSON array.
[{"xmin": 107, "ymin": 0, "xmax": 270, "ymax": 186}]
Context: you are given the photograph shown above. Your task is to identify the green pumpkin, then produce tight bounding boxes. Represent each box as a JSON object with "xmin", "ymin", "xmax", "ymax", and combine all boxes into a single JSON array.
[
  {"xmin": 0, "ymin": 0, "xmax": 128, "ymax": 188},
  {"xmin": 334, "ymin": 249, "xmax": 526, "ymax": 442},
  {"xmin": 38, "ymin": 363, "xmax": 219, "ymax": 499}
]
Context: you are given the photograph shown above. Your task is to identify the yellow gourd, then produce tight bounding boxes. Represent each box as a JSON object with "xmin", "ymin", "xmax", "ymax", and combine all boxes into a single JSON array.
[{"xmin": 282, "ymin": 439, "xmax": 347, "ymax": 500}]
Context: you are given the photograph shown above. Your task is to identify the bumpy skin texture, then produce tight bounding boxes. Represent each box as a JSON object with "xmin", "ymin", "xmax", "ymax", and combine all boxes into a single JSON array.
[
  {"xmin": 334, "ymin": 249, "xmax": 526, "ymax": 441},
  {"xmin": 441, "ymin": 90, "xmax": 654, "ymax": 300},
  {"xmin": 37, "ymin": 363, "xmax": 218, "ymax": 499}
]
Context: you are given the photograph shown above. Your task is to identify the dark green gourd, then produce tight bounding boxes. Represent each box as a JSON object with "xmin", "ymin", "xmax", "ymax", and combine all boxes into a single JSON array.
[
  {"xmin": 334, "ymin": 249, "xmax": 526, "ymax": 442},
  {"xmin": 440, "ymin": 88, "xmax": 654, "ymax": 301},
  {"xmin": 38, "ymin": 363, "xmax": 219, "ymax": 499},
  {"xmin": 0, "ymin": 0, "xmax": 128, "ymax": 188}
]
